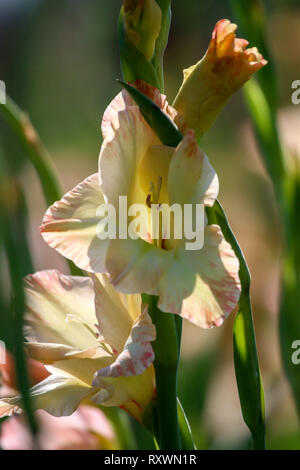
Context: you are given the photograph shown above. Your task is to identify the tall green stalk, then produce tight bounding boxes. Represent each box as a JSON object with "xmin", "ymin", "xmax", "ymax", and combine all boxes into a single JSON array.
[
  {"xmin": 207, "ymin": 201, "xmax": 265, "ymax": 449},
  {"xmin": 0, "ymin": 97, "xmax": 81, "ymax": 277},
  {"xmin": 0, "ymin": 153, "xmax": 37, "ymax": 437},
  {"xmin": 0, "ymin": 97, "xmax": 61, "ymax": 206},
  {"xmin": 230, "ymin": 0, "xmax": 300, "ymax": 423},
  {"xmin": 143, "ymin": 294, "xmax": 181, "ymax": 449}
]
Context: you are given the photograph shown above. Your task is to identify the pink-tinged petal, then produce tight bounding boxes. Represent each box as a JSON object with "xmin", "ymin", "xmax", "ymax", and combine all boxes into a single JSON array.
[
  {"xmin": 92, "ymin": 366, "xmax": 155, "ymax": 422},
  {"xmin": 0, "ymin": 414, "xmax": 35, "ymax": 450},
  {"xmin": 91, "ymin": 308, "xmax": 156, "ymax": 422},
  {"xmin": 93, "ymin": 306, "xmax": 155, "ymax": 381},
  {"xmin": 99, "ymin": 106, "xmax": 159, "ymax": 207},
  {"xmin": 181, "ymin": 225, "xmax": 241, "ymax": 328},
  {"xmin": 0, "ymin": 406, "xmax": 115, "ymax": 450},
  {"xmin": 40, "ymin": 174, "xmax": 109, "ymax": 273},
  {"xmin": 75, "ymin": 405, "xmax": 115, "ymax": 441},
  {"xmin": 105, "ymin": 237, "xmax": 171, "ymax": 295},
  {"xmin": 101, "ymin": 91, "xmax": 134, "ymax": 140},
  {"xmin": 168, "ymin": 130, "xmax": 219, "ymax": 206},
  {"xmin": 92, "ymin": 274, "xmax": 139, "ymax": 353},
  {"xmin": 24, "ymin": 270, "xmax": 99, "ymax": 350}
]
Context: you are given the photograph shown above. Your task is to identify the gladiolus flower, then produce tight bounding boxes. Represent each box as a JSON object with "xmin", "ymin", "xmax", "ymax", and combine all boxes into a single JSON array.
[
  {"xmin": 123, "ymin": 0, "xmax": 162, "ymax": 60},
  {"xmin": 0, "ymin": 270, "xmax": 156, "ymax": 422},
  {"xmin": 173, "ymin": 19, "xmax": 267, "ymax": 137},
  {"xmin": 40, "ymin": 82, "xmax": 241, "ymax": 329}
]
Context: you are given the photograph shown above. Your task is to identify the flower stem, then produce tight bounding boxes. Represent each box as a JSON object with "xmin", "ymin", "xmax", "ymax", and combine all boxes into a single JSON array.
[{"xmin": 142, "ymin": 294, "xmax": 181, "ymax": 450}]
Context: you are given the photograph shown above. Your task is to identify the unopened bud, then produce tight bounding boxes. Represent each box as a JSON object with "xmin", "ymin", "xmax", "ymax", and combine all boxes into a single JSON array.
[
  {"xmin": 124, "ymin": 0, "xmax": 162, "ymax": 61},
  {"xmin": 173, "ymin": 19, "xmax": 267, "ymax": 137}
]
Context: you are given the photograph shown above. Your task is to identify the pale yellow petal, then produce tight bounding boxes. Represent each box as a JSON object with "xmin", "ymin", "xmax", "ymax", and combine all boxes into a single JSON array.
[
  {"xmin": 157, "ymin": 251, "xmax": 196, "ymax": 314},
  {"xmin": 92, "ymin": 274, "xmax": 137, "ymax": 353},
  {"xmin": 24, "ymin": 270, "xmax": 99, "ymax": 350},
  {"xmin": 28, "ymin": 373, "xmax": 94, "ymax": 417},
  {"xmin": 105, "ymin": 237, "xmax": 171, "ymax": 295},
  {"xmin": 25, "ymin": 342, "xmax": 99, "ymax": 364},
  {"xmin": 46, "ymin": 353, "xmax": 113, "ymax": 387},
  {"xmin": 99, "ymin": 106, "xmax": 159, "ymax": 208}
]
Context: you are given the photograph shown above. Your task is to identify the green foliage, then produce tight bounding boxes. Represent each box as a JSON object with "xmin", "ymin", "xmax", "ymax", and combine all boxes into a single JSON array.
[{"xmin": 230, "ymin": 0, "xmax": 300, "ymax": 425}]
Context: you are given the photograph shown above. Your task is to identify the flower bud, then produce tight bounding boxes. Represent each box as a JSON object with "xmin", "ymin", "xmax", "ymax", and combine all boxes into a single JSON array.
[
  {"xmin": 173, "ymin": 19, "xmax": 267, "ymax": 137},
  {"xmin": 123, "ymin": 0, "xmax": 162, "ymax": 61}
]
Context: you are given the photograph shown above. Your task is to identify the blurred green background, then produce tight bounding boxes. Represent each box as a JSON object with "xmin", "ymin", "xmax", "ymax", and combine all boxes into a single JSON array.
[{"xmin": 0, "ymin": 0, "xmax": 300, "ymax": 449}]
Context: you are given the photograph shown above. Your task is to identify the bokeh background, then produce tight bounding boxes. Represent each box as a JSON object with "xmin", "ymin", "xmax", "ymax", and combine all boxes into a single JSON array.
[{"xmin": 0, "ymin": 0, "xmax": 299, "ymax": 449}]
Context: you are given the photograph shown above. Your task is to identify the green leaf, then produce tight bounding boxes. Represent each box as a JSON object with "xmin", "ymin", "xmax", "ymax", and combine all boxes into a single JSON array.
[
  {"xmin": 177, "ymin": 398, "xmax": 196, "ymax": 450},
  {"xmin": 231, "ymin": 0, "xmax": 300, "ymax": 426},
  {"xmin": 0, "ymin": 155, "xmax": 38, "ymax": 437},
  {"xmin": 0, "ymin": 97, "xmax": 61, "ymax": 206},
  {"xmin": 0, "ymin": 96, "xmax": 82, "ymax": 277},
  {"xmin": 207, "ymin": 200, "xmax": 265, "ymax": 449},
  {"xmin": 118, "ymin": 80, "xmax": 182, "ymax": 146}
]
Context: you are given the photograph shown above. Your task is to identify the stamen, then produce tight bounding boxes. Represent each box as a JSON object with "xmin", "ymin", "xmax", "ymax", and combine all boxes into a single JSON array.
[
  {"xmin": 146, "ymin": 176, "xmax": 163, "ymax": 207},
  {"xmin": 156, "ymin": 176, "xmax": 162, "ymax": 202},
  {"xmin": 146, "ymin": 193, "xmax": 152, "ymax": 208}
]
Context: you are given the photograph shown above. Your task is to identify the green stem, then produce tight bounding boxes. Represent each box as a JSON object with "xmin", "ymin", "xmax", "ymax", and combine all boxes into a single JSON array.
[
  {"xmin": 207, "ymin": 200, "xmax": 265, "ymax": 450},
  {"xmin": 143, "ymin": 294, "xmax": 181, "ymax": 450},
  {"xmin": 0, "ymin": 201, "xmax": 38, "ymax": 437}
]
